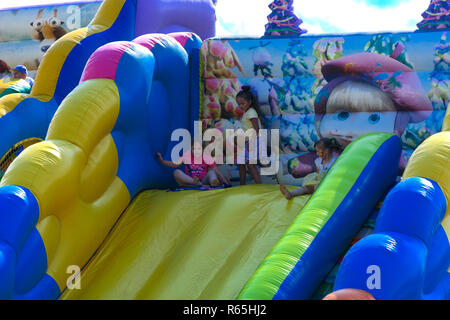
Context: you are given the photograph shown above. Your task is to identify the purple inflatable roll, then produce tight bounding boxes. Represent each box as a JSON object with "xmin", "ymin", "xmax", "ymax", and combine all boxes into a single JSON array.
[{"xmin": 135, "ymin": 0, "xmax": 216, "ymax": 40}]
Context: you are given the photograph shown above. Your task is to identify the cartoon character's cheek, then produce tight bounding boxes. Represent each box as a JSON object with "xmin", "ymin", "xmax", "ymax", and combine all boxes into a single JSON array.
[
  {"xmin": 318, "ymin": 114, "xmax": 335, "ymax": 138},
  {"xmin": 319, "ymin": 112, "xmax": 351, "ymax": 139}
]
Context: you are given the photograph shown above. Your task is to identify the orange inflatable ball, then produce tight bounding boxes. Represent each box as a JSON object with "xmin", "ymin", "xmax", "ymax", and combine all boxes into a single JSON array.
[{"xmin": 323, "ymin": 289, "xmax": 375, "ymax": 300}]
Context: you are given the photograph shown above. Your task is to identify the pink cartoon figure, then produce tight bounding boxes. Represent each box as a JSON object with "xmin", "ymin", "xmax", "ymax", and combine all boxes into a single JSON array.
[{"xmin": 288, "ymin": 51, "xmax": 433, "ymax": 178}]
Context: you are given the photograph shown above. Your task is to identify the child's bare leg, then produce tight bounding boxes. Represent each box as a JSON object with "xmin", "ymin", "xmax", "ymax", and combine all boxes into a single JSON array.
[
  {"xmin": 204, "ymin": 170, "xmax": 221, "ymax": 186},
  {"xmin": 174, "ymin": 169, "xmax": 200, "ymax": 187},
  {"xmin": 280, "ymin": 184, "xmax": 314, "ymax": 199},
  {"xmin": 247, "ymin": 164, "xmax": 261, "ymax": 184},
  {"xmin": 305, "ymin": 185, "xmax": 315, "ymax": 194},
  {"xmin": 238, "ymin": 164, "xmax": 247, "ymax": 185},
  {"xmin": 289, "ymin": 186, "xmax": 313, "ymax": 197},
  {"xmin": 216, "ymin": 171, "xmax": 228, "ymax": 185}
]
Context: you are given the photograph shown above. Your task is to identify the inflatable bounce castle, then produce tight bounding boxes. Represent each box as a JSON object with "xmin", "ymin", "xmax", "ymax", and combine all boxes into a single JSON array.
[{"xmin": 0, "ymin": 0, "xmax": 448, "ymax": 300}]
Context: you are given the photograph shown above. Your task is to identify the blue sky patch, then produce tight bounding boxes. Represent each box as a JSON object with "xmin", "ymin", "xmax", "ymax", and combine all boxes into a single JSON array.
[
  {"xmin": 302, "ymin": 17, "xmax": 346, "ymax": 34},
  {"xmin": 356, "ymin": 0, "xmax": 407, "ymax": 8}
]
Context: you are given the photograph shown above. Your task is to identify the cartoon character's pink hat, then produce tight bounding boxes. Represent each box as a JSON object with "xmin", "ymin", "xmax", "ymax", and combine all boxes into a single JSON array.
[{"xmin": 314, "ymin": 51, "xmax": 433, "ymax": 124}]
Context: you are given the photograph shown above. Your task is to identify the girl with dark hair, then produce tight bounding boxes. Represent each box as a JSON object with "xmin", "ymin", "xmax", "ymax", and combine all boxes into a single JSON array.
[
  {"xmin": 236, "ymin": 85, "xmax": 264, "ymax": 127},
  {"xmin": 235, "ymin": 85, "xmax": 264, "ymax": 185},
  {"xmin": 280, "ymin": 137, "xmax": 341, "ymax": 199}
]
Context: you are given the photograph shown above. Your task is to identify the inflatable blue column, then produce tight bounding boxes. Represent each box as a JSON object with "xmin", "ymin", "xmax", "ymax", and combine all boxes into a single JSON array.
[{"xmin": 333, "ymin": 177, "xmax": 450, "ymax": 299}]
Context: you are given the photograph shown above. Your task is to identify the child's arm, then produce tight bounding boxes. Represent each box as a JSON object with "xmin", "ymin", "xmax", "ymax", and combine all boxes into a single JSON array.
[
  {"xmin": 156, "ymin": 152, "xmax": 183, "ymax": 168},
  {"xmin": 250, "ymin": 118, "xmax": 259, "ymax": 132},
  {"xmin": 314, "ymin": 158, "xmax": 321, "ymax": 174}
]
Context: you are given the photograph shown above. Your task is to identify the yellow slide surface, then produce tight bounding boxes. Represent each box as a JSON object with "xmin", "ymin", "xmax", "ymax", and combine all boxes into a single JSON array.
[{"xmin": 61, "ymin": 185, "xmax": 308, "ymax": 300}]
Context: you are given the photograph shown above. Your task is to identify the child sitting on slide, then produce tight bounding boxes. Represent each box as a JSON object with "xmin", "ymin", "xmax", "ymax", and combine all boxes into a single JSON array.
[
  {"xmin": 156, "ymin": 142, "xmax": 230, "ymax": 188},
  {"xmin": 280, "ymin": 138, "xmax": 341, "ymax": 199}
]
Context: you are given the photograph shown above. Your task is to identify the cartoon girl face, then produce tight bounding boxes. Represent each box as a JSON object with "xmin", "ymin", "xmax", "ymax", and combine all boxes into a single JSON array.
[
  {"xmin": 318, "ymin": 79, "xmax": 398, "ymax": 146},
  {"xmin": 320, "ymin": 110, "xmax": 397, "ymax": 146}
]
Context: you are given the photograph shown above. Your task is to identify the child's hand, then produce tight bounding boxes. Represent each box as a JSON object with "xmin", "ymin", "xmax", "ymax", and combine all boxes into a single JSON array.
[{"xmin": 156, "ymin": 152, "xmax": 163, "ymax": 162}]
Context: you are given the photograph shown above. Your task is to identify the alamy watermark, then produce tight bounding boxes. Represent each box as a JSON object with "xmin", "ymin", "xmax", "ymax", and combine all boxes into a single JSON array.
[
  {"xmin": 366, "ymin": 265, "xmax": 381, "ymax": 290},
  {"xmin": 66, "ymin": 265, "xmax": 81, "ymax": 290},
  {"xmin": 170, "ymin": 121, "xmax": 280, "ymax": 175}
]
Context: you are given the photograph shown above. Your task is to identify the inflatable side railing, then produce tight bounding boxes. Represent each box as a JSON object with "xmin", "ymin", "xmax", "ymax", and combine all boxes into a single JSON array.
[
  {"xmin": 0, "ymin": 0, "xmax": 215, "ymax": 181},
  {"xmin": 0, "ymin": 0, "xmax": 136, "ymax": 179},
  {"xmin": 238, "ymin": 132, "xmax": 402, "ymax": 299}
]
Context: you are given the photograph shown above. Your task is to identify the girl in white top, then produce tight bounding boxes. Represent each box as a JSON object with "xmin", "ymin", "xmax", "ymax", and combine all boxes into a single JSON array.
[
  {"xmin": 280, "ymin": 138, "xmax": 341, "ymax": 199},
  {"xmin": 235, "ymin": 86, "xmax": 264, "ymax": 185},
  {"xmin": 241, "ymin": 102, "xmax": 262, "ymax": 132}
]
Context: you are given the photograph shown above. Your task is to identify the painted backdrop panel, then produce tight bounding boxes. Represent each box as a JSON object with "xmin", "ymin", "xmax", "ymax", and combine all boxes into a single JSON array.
[{"xmin": 200, "ymin": 30, "xmax": 448, "ymax": 185}]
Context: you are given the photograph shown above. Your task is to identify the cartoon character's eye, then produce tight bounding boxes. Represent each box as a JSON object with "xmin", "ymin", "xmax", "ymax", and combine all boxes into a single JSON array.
[
  {"xmin": 368, "ymin": 113, "xmax": 381, "ymax": 124},
  {"xmin": 336, "ymin": 111, "xmax": 350, "ymax": 121},
  {"xmin": 32, "ymin": 18, "xmax": 45, "ymax": 29},
  {"xmin": 48, "ymin": 17, "xmax": 61, "ymax": 27}
]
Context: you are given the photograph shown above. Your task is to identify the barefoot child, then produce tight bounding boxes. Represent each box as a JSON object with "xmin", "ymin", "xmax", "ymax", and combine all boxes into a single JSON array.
[{"xmin": 280, "ymin": 138, "xmax": 341, "ymax": 199}]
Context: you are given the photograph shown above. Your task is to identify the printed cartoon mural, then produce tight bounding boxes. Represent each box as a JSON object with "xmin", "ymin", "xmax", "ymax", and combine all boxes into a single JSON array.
[
  {"xmin": 200, "ymin": 30, "xmax": 448, "ymax": 185},
  {"xmin": 30, "ymin": 8, "xmax": 68, "ymax": 53},
  {"xmin": 0, "ymin": 2, "xmax": 101, "ymax": 76}
]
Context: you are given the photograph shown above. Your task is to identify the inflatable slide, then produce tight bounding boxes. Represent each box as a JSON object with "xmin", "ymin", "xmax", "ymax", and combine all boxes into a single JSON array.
[{"xmin": 60, "ymin": 185, "xmax": 309, "ymax": 299}]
